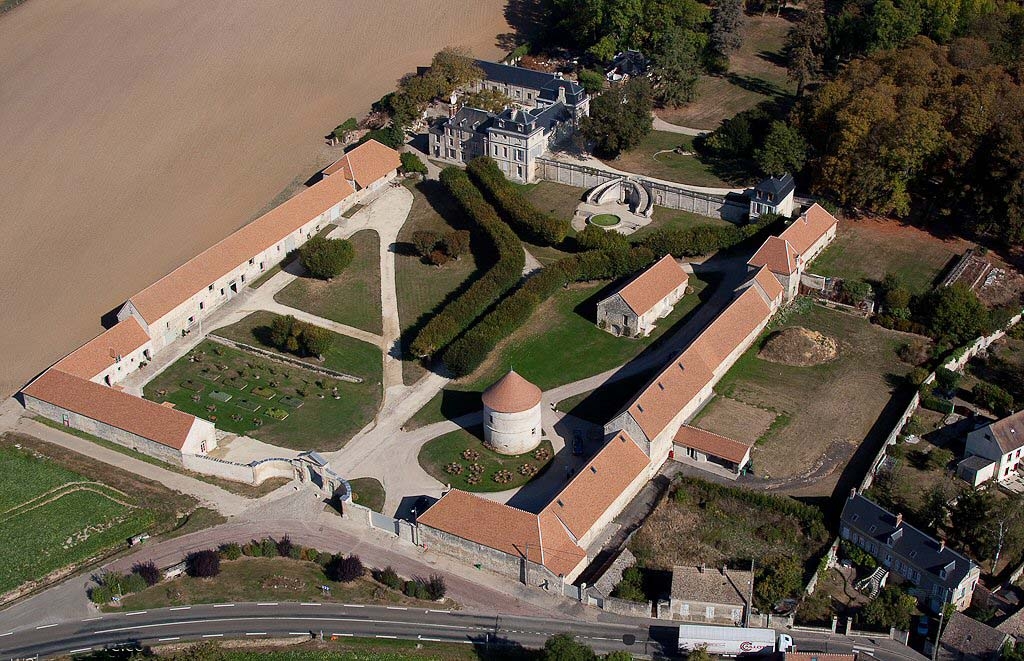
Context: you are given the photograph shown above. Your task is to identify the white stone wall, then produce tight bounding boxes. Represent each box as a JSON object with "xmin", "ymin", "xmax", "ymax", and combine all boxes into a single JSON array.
[
  {"xmin": 91, "ymin": 340, "xmax": 153, "ymax": 386},
  {"xmin": 180, "ymin": 418, "xmax": 217, "ymax": 455},
  {"xmin": 484, "ymin": 402, "xmax": 543, "ymax": 455}
]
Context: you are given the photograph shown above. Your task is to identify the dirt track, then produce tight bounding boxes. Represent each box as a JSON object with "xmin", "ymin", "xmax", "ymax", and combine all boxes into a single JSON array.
[{"xmin": 0, "ymin": 0, "xmax": 509, "ymax": 397}]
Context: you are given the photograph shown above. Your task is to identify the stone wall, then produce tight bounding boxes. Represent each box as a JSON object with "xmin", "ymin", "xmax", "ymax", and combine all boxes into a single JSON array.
[{"xmin": 418, "ymin": 524, "xmax": 562, "ymax": 589}]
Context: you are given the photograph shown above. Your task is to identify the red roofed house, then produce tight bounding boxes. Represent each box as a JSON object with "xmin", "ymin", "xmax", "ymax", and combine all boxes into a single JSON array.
[
  {"xmin": 117, "ymin": 140, "xmax": 399, "ymax": 351},
  {"xmin": 596, "ymin": 255, "xmax": 689, "ymax": 337},
  {"xmin": 748, "ymin": 203, "xmax": 838, "ymax": 301},
  {"xmin": 322, "ymin": 139, "xmax": 402, "ymax": 193},
  {"xmin": 53, "ymin": 318, "xmax": 152, "ymax": 387},
  {"xmin": 673, "ymin": 426, "xmax": 752, "ymax": 474}
]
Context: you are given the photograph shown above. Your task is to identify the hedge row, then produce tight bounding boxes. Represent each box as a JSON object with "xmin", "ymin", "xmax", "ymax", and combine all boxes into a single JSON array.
[
  {"xmin": 442, "ymin": 245, "xmax": 655, "ymax": 376},
  {"xmin": 467, "ymin": 157, "xmax": 569, "ymax": 245},
  {"xmin": 637, "ymin": 212, "xmax": 781, "ymax": 257},
  {"xmin": 409, "ymin": 167, "xmax": 526, "ymax": 358}
]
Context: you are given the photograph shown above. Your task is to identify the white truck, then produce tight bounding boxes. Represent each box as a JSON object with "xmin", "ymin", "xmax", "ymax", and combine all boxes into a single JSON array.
[{"xmin": 677, "ymin": 625, "xmax": 794, "ymax": 656}]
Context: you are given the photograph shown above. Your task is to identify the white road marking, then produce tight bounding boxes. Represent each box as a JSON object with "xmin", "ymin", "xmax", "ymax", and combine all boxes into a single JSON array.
[
  {"xmin": 158, "ymin": 637, "xmax": 180, "ymax": 642},
  {"xmin": 386, "ymin": 606, "xmax": 408, "ymax": 611},
  {"xmin": 376, "ymin": 635, "xmax": 398, "ymax": 639},
  {"xmin": 246, "ymin": 632, "xmax": 267, "ymax": 636},
  {"xmin": 169, "ymin": 606, "xmax": 191, "ymax": 611},
  {"xmin": 428, "ymin": 609, "xmax": 450, "ymax": 614},
  {"xmin": 81, "ymin": 617, "xmax": 103, "ymax": 622},
  {"xmin": 0, "ymin": 631, "xmax": 13, "ymax": 637},
  {"xmin": 300, "ymin": 602, "xmax": 320, "ymax": 606},
  {"xmin": 68, "ymin": 648, "xmax": 92, "ymax": 654},
  {"xmin": 125, "ymin": 611, "xmax": 148, "ymax": 616},
  {"xmin": 257, "ymin": 602, "xmax": 279, "ymax": 606},
  {"xmin": 213, "ymin": 603, "xmax": 234, "ymax": 608},
  {"xmin": 333, "ymin": 633, "xmax": 354, "ymax": 637},
  {"xmin": 343, "ymin": 604, "xmax": 365, "ymax": 608},
  {"xmin": 36, "ymin": 623, "xmax": 58, "ymax": 629},
  {"xmin": 419, "ymin": 636, "xmax": 443, "ymax": 642},
  {"xmin": 289, "ymin": 632, "xmax": 309, "ymax": 636},
  {"xmin": 202, "ymin": 634, "xmax": 223, "ymax": 638}
]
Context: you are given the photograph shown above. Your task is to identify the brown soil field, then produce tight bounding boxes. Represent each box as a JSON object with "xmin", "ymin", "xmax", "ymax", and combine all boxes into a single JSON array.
[
  {"xmin": 693, "ymin": 395, "xmax": 776, "ymax": 445},
  {"xmin": 0, "ymin": 0, "xmax": 510, "ymax": 397}
]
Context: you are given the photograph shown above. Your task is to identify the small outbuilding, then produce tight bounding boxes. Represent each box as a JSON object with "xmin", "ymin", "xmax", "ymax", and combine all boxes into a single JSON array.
[
  {"xmin": 482, "ymin": 370, "xmax": 543, "ymax": 455},
  {"xmin": 596, "ymin": 254, "xmax": 688, "ymax": 338},
  {"xmin": 749, "ymin": 174, "xmax": 796, "ymax": 219},
  {"xmin": 669, "ymin": 565, "xmax": 752, "ymax": 624}
]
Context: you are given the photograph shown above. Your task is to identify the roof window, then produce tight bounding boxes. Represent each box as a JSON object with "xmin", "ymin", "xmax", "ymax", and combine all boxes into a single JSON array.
[{"xmin": 590, "ymin": 466, "xmax": 597, "ymax": 474}]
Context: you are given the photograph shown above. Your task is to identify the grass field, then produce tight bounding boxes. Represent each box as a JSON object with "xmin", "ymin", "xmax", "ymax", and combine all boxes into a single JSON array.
[
  {"xmin": 515, "ymin": 181, "xmax": 584, "ymax": 223},
  {"xmin": 168, "ymin": 637, "xmax": 535, "ymax": 661},
  {"xmin": 349, "ymin": 477, "xmax": 386, "ymax": 512},
  {"xmin": 604, "ymin": 132, "xmax": 736, "ymax": 187},
  {"xmin": 656, "ymin": 14, "xmax": 794, "ymax": 130},
  {"xmin": 630, "ymin": 206, "xmax": 734, "ymax": 242},
  {"xmin": 811, "ymin": 218, "xmax": 968, "ymax": 294},
  {"xmin": 115, "ymin": 557, "xmax": 432, "ymax": 610},
  {"xmin": 396, "ymin": 180, "xmax": 480, "ymax": 385},
  {"xmin": 0, "ymin": 433, "xmax": 208, "ymax": 598},
  {"xmin": 630, "ymin": 476, "xmax": 829, "ymax": 570},
  {"xmin": 274, "ymin": 229, "xmax": 383, "ymax": 334},
  {"xmin": 709, "ymin": 302, "xmax": 913, "ymax": 493},
  {"xmin": 408, "ymin": 275, "xmax": 711, "ymax": 428},
  {"xmin": 148, "ymin": 313, "xmax": 382, "ymax": 450},
  {"xmin": 419, "ymin": 428, "xmax": 554, "ymax": 493}
]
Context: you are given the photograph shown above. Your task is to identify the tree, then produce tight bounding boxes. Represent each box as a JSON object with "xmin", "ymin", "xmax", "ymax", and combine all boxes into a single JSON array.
[
  {"xmin": 411, "ymin": 229, "xmax": 441, "ymax": 257},
  {"xmin": 185, "ymin": 550, "xmax": 221, "ymax": 578},
  {"xmin": 300, "ymin": 324, "xmax": 333, "ymax": 358},
  {"xmin": 920, "ymin": 483, "xmax": 950, "ymax": 529},
  {"xmin": 840, "ymin": 278, "xmax": 872, "ymax": 304},
  {"xmin": 921, "ymin": 284, "xmax": 989, "ymax": 347},
  {"xmin": 754, "ymin": 555, "xmax": 802, "ymax": 611},
  {"xmin": 786, "ymin": 0, "xmax": 826, "ymax": 96},
  {"xmin": 579, "ymin": 78, "xmax": 654, "ymax": 157},
  {"xmin": 131, "ymin": 561, "xmax": 161, "ymax": 587},
  {"xmin": 935, "ymin": 367, "xmax": 961, "ymax": 395},
  {"xmin": 460, "ymin": 88, "xmax": 513, "ymax": 113},
  {"xmin": 430, "ymin": 47, "xmax": 484, "ymax": 96},
  {"xmin": 577, "ymin": 69, "xmax": 606, "ymax": 94},
  {"xmin": 441, "ymin": 229, "xmax": 470, "ymax": 258},
  {"xmin": 972, "ymin": 382, "xmax": 1014, "ymax": 417},
  {"xmin": 325, "ymin": 554, "xmax": 364, "ymax": 582},
  {"xmin": 652, "ymin": 27, "xmax": 707, "ymax": 107},
  {"xmin": 863, "ymin": 585, "xmax": 917, "ymax": 630},
  {"xmin": 710, "ymin": 0, "xmax": 745, "ymax": 58},
  {"xmin": 300, "ymin": 236, "xmax": 354, "ymax": 279},
  {"xmin": 950, "ymin": 488, "xmax": 997, "ymax": 559},
  {"xmin": 425, "ymin": 574, "xmax": 447, "ymax": 600},
  {"xmin": 754, "ymin": 121, "xmax": 808, "ymax": 176},
  {"xmin": 399, "ymin": 151, "xmax": 428, "ymax": 176},
  {"xmin": 269, "ymin": 314, "xmax": 296, "ymax": 348},
  {"xmin": 332, "ymin": 117, "xmax": 359, "ymax": 142},
  {"xmin": 543, "ymin": 633, "xmax": 596, "ymax": 661},
  {"xmin": 604, "ymin": 652, "xmax": 634, "ymax": 661},
  {"xmin": 360, "ymin": 126, "xmax": 406, "ymax": 149}
]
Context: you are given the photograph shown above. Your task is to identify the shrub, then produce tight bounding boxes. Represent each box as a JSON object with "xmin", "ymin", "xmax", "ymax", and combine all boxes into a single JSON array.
[
  {"xmin": 920, "ymin": 391, "xmax": 954, "ymax": 414},
  {"xmin": 332, "ymin": 117, "xmax": 359, "ymax": 141},
  {"xmin": 611, "ymin": 566, "xmax": 646, "ymax": 602},
  {"xmin": 442, "ymin": 229, "xmax": 470, "ymax": 258},
  {"xmin": 89, "ymin": 585, "xmax": 112, "ymax": 604},
  {"xmin": 300, "ymin": 236, "xmax": 354, "ymax": 279},
  {"xmin": 374, "ymin": 566, "xmax": 404, "ymax": 591},
  {"xmin": 935, "ymin": 367, "xmax": 961, "ymax": 395},
  {"xmin": 411, "ymin": 230, "xmax": 441, "ymax": 257},
  {"xmin": 841, "ymin": 279, "xmax": 872, "ymax": 304},
  {"xmin": 399, "ymin": 151, "xmax": 428, "ymax": 175},
  {"xmin": 467, "ymin": 156, "xmax": 569, "ymax": 245},
  {"xmin": 219, "ymin": 542, "xmax": 242, "ymax": 561},
  {"xmin": 325, "ymin": 554, "xmax": 364, "ymax": 582},
  {"xmin": 925, "ymin": 447, "xmax": 955, "ymax": 470},
  {"xmin": 577, "ymin": 69, "xmax": 605, "ymax": 94},
  {"xmin": 972, "ymin": 382, "xmax": 1014, "ymax": 416},
  {"xmin": 260, "ymin": 538, "xmax": 279, "ymax": 558},
  {"xmin": 266, "ymin": 315, "xmax": 333, "ymax": 358},
  {"xmin": 132, "ymin": 561, "xmax": 161, "ymax": 587},
  {"xmin": 409, "ymin": 168, "xmax": 525, "ymax": 358},
  {"xmin": 301, "ymin": 325, "xmax": 333, "ymax": 357},
  {"xmin": 122, "ymin": 572, "xmax": 148, "ymax": 594},
  {"xmin": 276, "ymin": 535, "xmax": 294, "ymax": 558},
  {"xmin": 359, "ymin": 126, "xmax": 405, "ymax": 149},
  {"xmin": 185, "ymin": 550, "xmax": 221, "ymax": 578},
  {"xmin": 426, "ymin": 249, "xmax": 451, "ymax": 266},
  {"xmin": 403, "ymin": 579, "xmax": 430, "ymax": 600},
  {"xmin": 841, "ymin": 540, "xmax": 878, "ymax": 570},
  {"xmin": 425, "ymin": 574, "xmax": 447, "ymax": 600}
]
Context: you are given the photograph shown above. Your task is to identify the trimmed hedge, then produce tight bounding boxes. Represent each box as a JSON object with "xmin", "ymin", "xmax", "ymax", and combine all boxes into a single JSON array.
[
  {"xmin": 442, "ymin": 246, "xmax": 655, "ymax": 376},
  {"xmin": 409, "ymin": 167, "xmax": 525, "ymax": 358},
  {"xmin": 467, "ymin": 157, "xmax": 569, "ymax": 245},
  {"xmin": 636, "ymin": 212, "xmax": 780, "ymax": 258}
]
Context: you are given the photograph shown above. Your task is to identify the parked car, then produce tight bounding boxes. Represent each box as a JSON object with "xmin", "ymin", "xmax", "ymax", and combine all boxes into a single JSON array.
[{"xmin": 917, "ymin": 616, "xmax": 931, "ymax": 637}]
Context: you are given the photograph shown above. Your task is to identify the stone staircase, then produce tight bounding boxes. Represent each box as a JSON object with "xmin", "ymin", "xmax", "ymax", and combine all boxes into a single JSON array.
[{"xmin": 856, "ymin": 566, "xmax": 889, "ymax": 598}]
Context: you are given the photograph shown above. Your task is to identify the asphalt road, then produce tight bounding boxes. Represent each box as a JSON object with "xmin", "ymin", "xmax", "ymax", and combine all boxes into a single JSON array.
[{"xmin": 0, "ymin": 603, "xmax": 931, "ymax": 661}]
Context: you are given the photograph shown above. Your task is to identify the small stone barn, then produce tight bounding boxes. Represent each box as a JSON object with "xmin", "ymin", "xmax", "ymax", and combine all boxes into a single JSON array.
[
  {"xmin": 597, "ymin": 254, "xmax": 688, "ymax": 337},
  {"xmin": 669, "ymin": 565, "xmax": 753, "ymax": 624},
  {"xmin": 673, "ymin": 425, "xmax": 753, "ymax": 475}
]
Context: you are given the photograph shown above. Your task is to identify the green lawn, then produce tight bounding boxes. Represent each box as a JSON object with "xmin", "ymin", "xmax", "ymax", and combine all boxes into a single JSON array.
[
  {"xmin": 114, "ymin": 557, "xmax": 428, "ymax": 610},
  {"xmin": 148, "ymin": 312, "xmax": 382, "ymax": 450},
  {"xmin": 515, "ymin": 181, "xmax": 584, "ymax": 223},
  {"xmin": 591, "ymin": 214, "xmax": 621, "ymax": 227},
  {"xmin": 396, "ymin": 180, "xmax": 480, "ymax": 385},
  {"xmin": 274, "ymin": 230, "xmax": 383, "ymax": 334},
  {"xmin": 630, "ymin": 206, "xmax": 733, "ymax": 242},
  {"xmin": 604, "ymin": 132, "xmax": 736, "ymax": 188},
  {"xmin": 408, "ymin": 275, "xmax": 712, "ymax": 428},
  {"xmin": 349, "ymin": 477, "xmax": 385, "ymax": 513},
  {"xmin": 811, "ymin": 220, "xmax": 963, "ymax": 295},
  {"xmin": 418, "ymin": 428, "xmax": 554, "ymax": 493}
]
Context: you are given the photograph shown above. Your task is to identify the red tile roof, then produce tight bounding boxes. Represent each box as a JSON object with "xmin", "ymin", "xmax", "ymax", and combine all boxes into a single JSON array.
[
  {"xmin": 53, "ymin": 318, "xmax": 150, "ymax": 380},
  {"xmin": 23, "ymin": 369, "xmax": 197, "ymax": 449},
  {"xmin": 544, "ymin": 431, "xmax": 650, "ymax": 539},
  {"xmin": 674, "ymin": 425, "xmax": 752, "ymax": 465},
  {"xmin": 691, "ymin": 286, "xmax": 773, "ymax": 369},
  {"xmin": 748, "ymin": 236, "xmax": 798, "ymax": 275},
  {"xmin": 628, "ymin": 346, "xmax": 716, "ymax": 441},
  {"xmin": 750, "ymin": 265, "xmax": 785, "ymax": 304},
  {"xmin": 323, "ymin": 139, "xmax": 402, "ymax": 188},
  {"xmin": 482, "ymin": 370, "xmax": 542, "ymax": 413},
  {"xmin": 616, "ymin": 255, "xmax": 689, "ymax": 316},
  {"xmin": 537, "ymin": 510, "xmax": 588, "ymax": 577},
  {"xmin": 128, "ymin": 172, "xmax": 357, "ymax": 324},
  {"xmin": 780, "ymin": 203, "xmax": 837, "ymax": 256}
]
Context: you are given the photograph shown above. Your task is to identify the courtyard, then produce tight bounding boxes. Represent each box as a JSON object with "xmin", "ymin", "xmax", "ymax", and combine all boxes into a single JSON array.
[
  {"xmin": 144, "ymin": 311, "xmax": 382, "ymax": 451},
  {"xmin": 418, "ymin": 427, "xmax": 555, "ymax": 494}
]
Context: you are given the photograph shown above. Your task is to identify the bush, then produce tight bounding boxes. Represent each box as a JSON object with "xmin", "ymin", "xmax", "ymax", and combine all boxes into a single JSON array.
[
  {"xmin": 132, "ymin": 561, "xmax": 161, "ymax": 587},
  {"xmin": 925, "ymin": 447, "xmax": 955, "ymax": 470},
  {"xmin": 332, "ymin": 117, "xmax": 359, "ymax": 141},
  {"xmin": 403, "ymin": 579, "xmax": 430, "ymax": 600},
  {"xmin": 611, "ymin": 566, "xmax": 646, "ymax": 602},
  {"xmin": 973, "ymin": 382, "xmax": 1014, "ymax": 416},
  {"xmin": 425, "ymin": 574, "xmax": 447, "ymax": 600},
  {"xmin": 841, "ymin": 540, "xmax": 878, "ymax": 570},
  {"xmin": 276, "ymin": 535, "xmax": 294, "ymax": 558},
  {"xmin": 399, "ymin": 151, "xmax": 428, "ymax": 175},
  {"xmin": 185, "ymin": 550, "xmax": 221, "ymax": 578},
  {"xmin": 325, "ymin": 554, "xmax": 364, "ymax": 582},
  {"xmin": 841, "ymin": 279, "xmax": 872, "ymax": 304},
  {"xmin": 219, "ymin": 542, "xmax": 242, "ymax": 561},
  {"xmin": 411, "ymin": 230, "xmax": 442, "ymax": 257},
  {"xmin": 467, "ymin": 157, "xmax": 569, "ymax": 245},
  {"xmin": 409, "ymin": 168, "xmax": 525, "ymax": 358},
  {"xmin": 266, "ymin": 315, "xmax": 333, "ymax": 358},
  {"xmin": 577, "ymin": 69, "xmax": 605, "ymax": 94},
  {"xmin": 300, "ymin": 236, "xmax": 354, "ymax": 279},
  {"xmin": 374, "ymin": 566, "xmax": 404, "ymax": 591},
  {"xmin": 359, "ymin": 126, "xmax": 405, "ymax": 149},
  {"xmin": 935, "ymin": 367, "xmax": 961, "ymax": 396},
  {"xmin": 442, "ymin": 230, "xmax": 470, "ymax": 258},
  {"xmin": 89, "ymin": 585, "xmax": 112, "ymax": 604},
  {"xmin": 122, "ymin": 572, "xmax": 148, "ymax": 594},
  {"xmin": 920, "ymin": 391, "xmax": 954, "ymax": 414}
]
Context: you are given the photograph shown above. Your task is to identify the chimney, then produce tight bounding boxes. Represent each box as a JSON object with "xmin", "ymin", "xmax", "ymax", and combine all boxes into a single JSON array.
[
  {"xmin": 939, "ymin": 539, "xmax": 946, "ymax": 553},
  {"xmin": 849, "ymin": 488, "xmax": 857, "ymax": 500},
  {"xmin": 895, "ymin": 512, "xmax": 903, "ymax": 527}
]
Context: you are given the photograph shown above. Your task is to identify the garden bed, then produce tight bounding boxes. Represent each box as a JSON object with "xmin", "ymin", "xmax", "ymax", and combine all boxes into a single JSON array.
[{"xmin": 419, "ymin": 427, "xmax": 554, "ymax": 493}]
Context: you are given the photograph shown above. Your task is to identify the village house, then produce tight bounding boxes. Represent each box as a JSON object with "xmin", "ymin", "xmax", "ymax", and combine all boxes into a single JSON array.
[
  {"xmin": 938, "ymin": 612, "xmax": 1010, "ymax": 661},
  {"xmin": 748, "ymin": 203, "xmax": 838, "ymax": 301},
  {"xmin": 957, "ymin": 411, "xmax": 1024, "ymax": 486},
  {"xmin": 669, "ymin": 565, "xmax": 753, "ymax": 624},
  {"xmin": 596, "ymin": 254, "xmax": 689, "ymax": 337},
  {"xmin": 428, "ymin": 60, "xmax": 588, "ymax": 183},
  {"xmin": 840, "ymin": 493, "xmax": 980, "ymax": 612},
  {"xmin": 605, "ymin": 50, "xmax": 650, "ymax": 82},
  {"xmin": 749, "ymin": 174, "xmax": 796, "ymax": 220}
]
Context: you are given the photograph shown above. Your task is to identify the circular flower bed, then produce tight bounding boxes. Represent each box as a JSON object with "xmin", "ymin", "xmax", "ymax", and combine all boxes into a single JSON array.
[
  {"xmin": 462, "ymin": 448, "xmax": 481, "ymax": 461},
  {"xmin": 519, "ymin": 463, "xmax": 537, "ymax": 476},
  {"xmin": 492, "ymin": 470, "xmax": 514, "ymax": 484},
  {"xmin": 589, "ymin": 213, "xmax": 621, "ymax": 227},
  {"xmin": 533, "ymin": 447, "xmax": 550, "ymax": 461},
  {"xmin": 445, "ymin": 463, "xmax": 464, "ymax": 475}
]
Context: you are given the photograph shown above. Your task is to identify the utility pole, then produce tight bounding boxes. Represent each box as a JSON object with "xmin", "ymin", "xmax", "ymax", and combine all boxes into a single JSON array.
[
  {"xmin": 932, "ymin": 588, "xmax": 951, "ymax": 661},
  {"xmin": 746, "ymin": 559, "xmax": 755, "ymax": 628},
  {"xmin": 993, "ymin": 520, "xmax": 1006, "ymax": 570}
]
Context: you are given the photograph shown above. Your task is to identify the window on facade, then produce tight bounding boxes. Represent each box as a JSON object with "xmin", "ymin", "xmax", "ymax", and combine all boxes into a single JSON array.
[
  {"xmin": 240, "ymin": 274, "xmax": 246, "ymax": 283},
  {"xmin": 220, "ymin": 288, "xmax": 225, "ymax": 296},
  {"xmin": 188, "ymin": 316, "xmax": 194, "ymax": 324},
  {"xmin": 248, "ymin": 258, "xmax": 254, "ymax": 265},
  {"xmin": 199, "ymin": 302, "xmax": 204, "ymax": 310},
  {"xmin": 208, "ymin": 284, "xmax": 214, "ymax": 291},
  {"xmin": 503, "ymin": 146, "xmax": 508, "ymax": 157},
  {"xmin": 166, "ymin": 322, "xmax": 170, "ymax": 329},
  {"xmin": 517, "ymin": 165, "xmax": 523, "ymax": 178},
  {"xmin": 448, "ymin": 137, "xmax": 453, "ymax": 147}
]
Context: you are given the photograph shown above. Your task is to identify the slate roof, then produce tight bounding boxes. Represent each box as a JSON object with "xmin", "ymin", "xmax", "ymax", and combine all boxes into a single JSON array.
[
  {"xmin": 23, "ymin": 369, "xmax": 198, "ymax": 450},
  {"xmin": 614, "ymin": 254, "xmax": 688, "ymax": 317},
  {"xmin": 939, "ymin": 612, "xmax": 1009, "ymax": 661},
  {"xmin": 674, "ymin": 426, "xmax": 752, "ymax": 465},
  {"xmin": 996, "ymin": 606, "xmax": 1024, "ymax": 641},
  {"xmin": 980, "ymin": 411, "xmax": 1024, "ymax": 454},
  {"xmin": 53, "ymin": 318, "xmax": 150, "ymax": 380},
  {"xmin": 489, "ymin": 103, "xmax": 569, "ymax": 136},
  {"xmin": 538, "ymin": 78, "xmax": 587, "ymax": 105},
  {"xmin": 670, "ymin": 566, "xmax": 752, "ymax": 606},
  {"xmin": 754, "ymin": 173, "xmax": 795, "ymax": 198},
  {"xmin": 474, "ymin": 59, "xmax": 560, "ymax": 91},
  {"xmin": 446, "ymin": 106, "xmax": 494, "ymax": 134},
  {"xmin": 481, "ymin": 370, "xmax": 542, "ymax": 414},
  {"xmin": 841, "ymin": 494, "xmax": 977, "ymax": 592}
]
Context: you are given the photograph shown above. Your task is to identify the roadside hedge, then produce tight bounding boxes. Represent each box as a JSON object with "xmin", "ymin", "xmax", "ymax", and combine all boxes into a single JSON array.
[
  {"xmin": 409, "ymin": 167, "xmax": 525, "ymax": 358},
  {"xmin": 467, "ymin": 157, "xmax": 569, "ymax": 245},
  {"xmin": 442, "ymin": 245, "xmax": 655, "ymax": 376}
]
